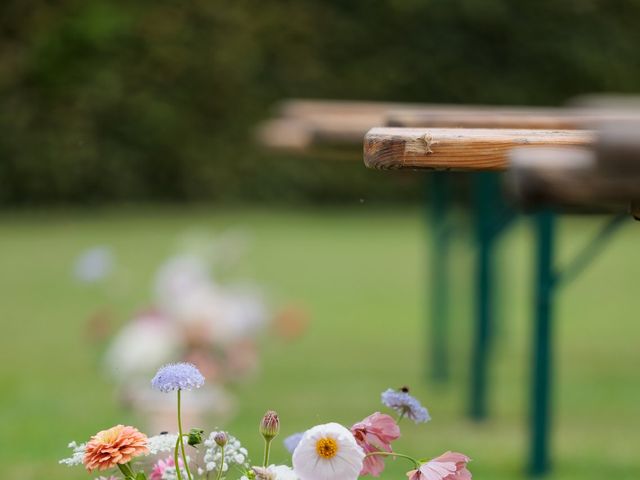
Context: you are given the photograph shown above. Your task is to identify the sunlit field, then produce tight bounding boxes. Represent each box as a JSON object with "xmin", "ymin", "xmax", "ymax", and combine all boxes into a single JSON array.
[{"xmin": 1, "ymin": 206, "xmax": 639, "ymax": 480}]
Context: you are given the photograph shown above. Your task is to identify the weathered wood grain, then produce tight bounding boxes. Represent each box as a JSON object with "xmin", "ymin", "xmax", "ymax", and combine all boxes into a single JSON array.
[{"xmin": 364, "ymin": 127, "xmax": 594, "ymax": 171}]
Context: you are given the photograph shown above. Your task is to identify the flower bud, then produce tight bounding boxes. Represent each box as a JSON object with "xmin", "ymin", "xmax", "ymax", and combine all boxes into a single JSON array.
[
  {"xmin": 187, "ymin": 428, "xmax": 205, "ymax": 446},
  {"xmin": 252, "ymin": 466, "xmax": 273, "ymax": 480},
  {"xmin": 259, "ymin": 410, "xmax": 280, "ymax": 441},
  {"xmin": 214, "ymin": 431, "xmax": 228, "ymax": 447}
]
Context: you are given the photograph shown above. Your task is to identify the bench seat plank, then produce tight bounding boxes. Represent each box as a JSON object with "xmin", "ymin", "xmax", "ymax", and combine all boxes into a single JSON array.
[{"xmin": 364, "ymin": 127, "xmax": 594, "ymax": 171}]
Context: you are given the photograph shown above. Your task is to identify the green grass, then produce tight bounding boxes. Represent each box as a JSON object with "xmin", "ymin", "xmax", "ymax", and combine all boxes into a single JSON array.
[{"xmin": 1, "ymin": 206, "xmax": 639, "ymax": 479}]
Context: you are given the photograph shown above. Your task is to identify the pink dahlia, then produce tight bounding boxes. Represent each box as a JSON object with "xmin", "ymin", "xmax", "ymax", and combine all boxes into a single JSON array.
[{"xmin": 351, "ymin": 412, "xmax": 400, "ymax": 476}]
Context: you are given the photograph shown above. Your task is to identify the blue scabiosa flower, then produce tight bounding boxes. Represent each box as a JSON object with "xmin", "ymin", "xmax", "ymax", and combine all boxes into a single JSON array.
[
  {"xmin": 381, "ymin": 387, "xmax": 431, "ymax": 424},
  {"xmin": 151, "ymin": 363, "xmax": 205, "ymax": 393},
  {"xmin": 283, "ymin": 432, "xmax": 304, "ymax": 454},
  {"xmin": 151, "ymin": 363, "xmax": 205, "ymax": 480}
]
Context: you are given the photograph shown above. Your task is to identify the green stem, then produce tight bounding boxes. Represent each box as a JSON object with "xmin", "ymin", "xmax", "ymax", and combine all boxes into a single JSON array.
[
  {"xmin": 364, "ymin": 451, "xmax": 421, "ymax": 469},
  {"xmin": 397, "ymin": 411, "xmax": 406, "ymax": 424},
  {"xmin": 177, "ymin": 389, "xmax": 194, "ymax": 480},
  {"xmin": 263, "ymin": 438, "xmax": 272, "ymax": 467},
  {"xmin": 117, "ymin": 462, "xmax": 135, "ymax": 479},
  {"xmin": 174, "ymin": 436, "xmax": 183, "ymax": 480},
  {"xmin": 215, "ymin": 444, "xmax": 225, "ymax": 480}
]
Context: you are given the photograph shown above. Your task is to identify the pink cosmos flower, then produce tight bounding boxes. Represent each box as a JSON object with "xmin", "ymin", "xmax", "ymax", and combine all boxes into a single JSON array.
[
  {"xmin": 406, "ymin": 452, "xmax": 471, "ymax": 480},
  {"xmin": 351, "ymin": 412, "xmax": 401, "ymax": 476},
  {"xmin": 150, "ymin": 456, "xmax": 182, "ymax": 480}
]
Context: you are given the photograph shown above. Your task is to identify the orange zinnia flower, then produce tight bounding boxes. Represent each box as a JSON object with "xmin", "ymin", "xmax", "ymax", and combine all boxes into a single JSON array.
[{"xmin": 84, "ymin": 425, "xmax": 149, "ymax": 472}]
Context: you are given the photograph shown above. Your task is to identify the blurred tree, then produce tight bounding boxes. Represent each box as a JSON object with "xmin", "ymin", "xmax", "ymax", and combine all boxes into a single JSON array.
[{"xmin": 1, "ymin": 0, "xmax": 640, "ymax": 204}]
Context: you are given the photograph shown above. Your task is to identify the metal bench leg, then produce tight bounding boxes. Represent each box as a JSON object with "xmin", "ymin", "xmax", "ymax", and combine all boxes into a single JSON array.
[
  {"xmin": 429, "ymin": 172, "xmax": 450, "ymax": 383},
  {"xmin": 469, "ymin": 172, "xmax": 497, "ymax": 420},
  {"xmin": 529, "ymin": 210, "xmax": 555, "ymax": 476}
]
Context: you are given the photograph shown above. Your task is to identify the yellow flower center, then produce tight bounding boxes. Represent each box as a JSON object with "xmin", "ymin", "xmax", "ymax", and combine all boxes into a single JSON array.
[
  {"xmin": 96, "ymin": 425, "xmax": 123, "ymax": 444},
  {"xmin": 316, "ymin": 437, "xmax": 338, "ymax": 459}
]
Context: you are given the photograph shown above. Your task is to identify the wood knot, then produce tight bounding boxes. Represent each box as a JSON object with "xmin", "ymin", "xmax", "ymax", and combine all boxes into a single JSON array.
[{"xmin": 423, "ymin": 132, "xmax": 437, "ymax": 154}]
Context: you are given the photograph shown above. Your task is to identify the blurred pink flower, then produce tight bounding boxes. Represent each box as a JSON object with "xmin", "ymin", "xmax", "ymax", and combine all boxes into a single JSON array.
[
  {"xmin": 150, "ymin": 456, "xmax": 182, "ymax": 480},
  {"xmin": 351, "ymin": 412, "xmax": 400, "ymax": 476},
  {"xmin": 406, "ymin": 452, "xmax": 471, "ymax": 480}
]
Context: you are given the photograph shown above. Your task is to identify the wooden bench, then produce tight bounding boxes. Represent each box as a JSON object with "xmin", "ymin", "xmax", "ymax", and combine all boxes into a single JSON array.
[
  {"xmin": 364, "ymin": 114, "xmax": 639, "ymax": 476},
  {"xmin": 260, "ymin": 99, "xmax": 640, "ymax": 475}
]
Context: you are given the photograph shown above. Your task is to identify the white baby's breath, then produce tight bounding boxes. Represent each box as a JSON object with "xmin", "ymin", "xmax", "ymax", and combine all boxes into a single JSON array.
[
  {"xmin": 203, "ymin": 431, "xmax": 249, "ymax": 473},
  {"xmin": 147, "ymin": 433, "xmax": 179, "ymax": 455},
  {"xmin": 59, "ymin": 441, "xmax": 86, "ymax": 467}
]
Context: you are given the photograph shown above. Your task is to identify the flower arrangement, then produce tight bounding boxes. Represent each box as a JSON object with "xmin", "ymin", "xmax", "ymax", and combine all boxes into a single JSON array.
[
  {"xmin": 61, "ymin": 363, "xmax": 471, "ymax": 480},
  {"xmin": 74, "ymin": 233, "xmax": 309, "ymax": 435}
]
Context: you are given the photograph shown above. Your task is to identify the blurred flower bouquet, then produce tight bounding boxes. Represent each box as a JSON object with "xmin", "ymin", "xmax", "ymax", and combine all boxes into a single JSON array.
[
  {"xmin": 105, "ymin": 230, "xmax": 269, "ymax": 383},
  {"xmin": 83, "ymin": 230, "xmax": 292, "ymax": 430},
  {"xmin": 61, "ymin": 363, "xmax": 471, "ymax": 480}
]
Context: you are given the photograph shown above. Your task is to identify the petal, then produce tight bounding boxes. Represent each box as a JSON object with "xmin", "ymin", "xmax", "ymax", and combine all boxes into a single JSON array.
[
  {"xmin": 406, "ymin": 469, "xmax": 423, "ymax": 480},
  {"xmin": 419, "ymin": 461, "xmax": 458, "ymax": 480},
  {"xmin": 432, "ymin": 452, "xmax": 470, "ymax": 464}
]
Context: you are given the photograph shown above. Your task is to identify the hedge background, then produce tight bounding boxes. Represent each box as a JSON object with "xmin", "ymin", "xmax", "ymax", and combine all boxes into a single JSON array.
[{"xmin": 2, "ymin": 0, "xmax": 640, "ymax": 205}]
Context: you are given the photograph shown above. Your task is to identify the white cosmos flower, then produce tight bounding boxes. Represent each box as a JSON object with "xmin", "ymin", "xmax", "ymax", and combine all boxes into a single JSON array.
[{"xmin": 292, "ymin": 423, "xmax": 365, "ymax": 480}]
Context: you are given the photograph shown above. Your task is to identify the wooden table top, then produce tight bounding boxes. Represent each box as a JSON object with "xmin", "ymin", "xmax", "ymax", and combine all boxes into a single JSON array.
[{"xmin": 364, "ymin": 127, "xmax": 594, "ymax": 171}]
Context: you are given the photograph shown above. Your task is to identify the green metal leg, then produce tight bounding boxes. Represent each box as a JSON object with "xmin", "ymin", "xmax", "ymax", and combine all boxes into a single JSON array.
[
  {"xmin": 469, "ymin": 172, "xmax": 497, "ymax": 420},
  {"xmin": 429, "ymin": 173, "xmax": 450, "ymax": 383},
  {"xmin": 530, "ymin": 210, "xmax": 555, "ymax": 476}
]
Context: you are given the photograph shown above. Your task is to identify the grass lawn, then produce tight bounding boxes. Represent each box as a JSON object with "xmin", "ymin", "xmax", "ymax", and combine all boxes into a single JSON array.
[{"xmin": 0, "ymin": 206, "xmax": 638, "ymax": 480}]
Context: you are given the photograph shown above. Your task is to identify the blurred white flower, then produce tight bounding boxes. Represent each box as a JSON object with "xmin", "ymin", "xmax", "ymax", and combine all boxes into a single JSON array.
[
  {"xmin": 165, "ymin": 283, "xmax": 267, "ymax": 345},
  {"xmin": 104, "ymin": 310, "xmax": 178, "ymax": 380},
  {"xmin": 155, "ymin": 254, "xmax": 211, "ymax": 302},
  {"xmin": 253, "ymin": 465, "xmax": 299, "ymax": 480}
]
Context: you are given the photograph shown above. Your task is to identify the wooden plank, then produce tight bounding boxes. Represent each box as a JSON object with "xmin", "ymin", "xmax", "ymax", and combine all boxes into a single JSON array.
[
  {"xmin": 387, "ymin": 109, "xmax": 585, "ymax": 130},
  {"xmin": 386, "ymin": 108, "xmax": 640, "ymax": 130},
  {"xmin": 595, "ymin": 119, "xmax": 640, "ymax": 174},
  {"xmin": 256, "ymin": 117, "xmax": 377, "ymax": 152},
  {"xmin": 256, "ymin": 118, "xmax": 314, "ymax": 150},
  {"xmin": 278, "ymin": 99, "xmax": 421, "ymax": 118},
  {"xmin": 364, "ymin": 127, "xmax": 594, "ymax": 171},
  {"xmin": 261, "ymin": 99, "xmax": 638, "ymax": 152},
  {"xmin": 262, "ymin": 100, "xmax": 578, "ymax": 150},
  {"xmin": 507, "ymin": 146, "xmax": 640, "ymax": 210}
]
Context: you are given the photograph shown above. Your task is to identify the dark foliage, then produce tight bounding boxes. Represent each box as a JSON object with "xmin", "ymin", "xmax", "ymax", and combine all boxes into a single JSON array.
[{"xmin": 2, "ymin": 0, "xmax": 640, "ymax": 204}]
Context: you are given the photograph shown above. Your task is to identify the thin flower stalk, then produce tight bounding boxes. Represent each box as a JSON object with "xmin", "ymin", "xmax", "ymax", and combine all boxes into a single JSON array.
[
  {"xmin": 215, "ymin": 444, "xmax": 225, "ymax": 480},
  {"xmin": 177, "ymin": 389, "xmax": 193, "ymax": 480}
]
